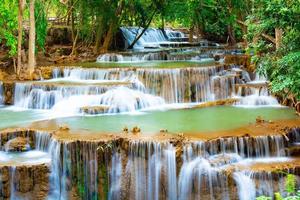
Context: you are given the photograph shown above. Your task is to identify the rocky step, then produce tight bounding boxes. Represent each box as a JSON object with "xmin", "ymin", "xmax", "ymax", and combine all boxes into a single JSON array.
[
  {"xmin": 0, "ymin": 164, "xmax": 50, "ymax": 199},
  {"xmin": 4, "ymin": 137, "xmax": 32, "ymax": 152},
  {"xmin": 226, "ymin": 157, "xmax": 300, "ymax": 174},
  {"xmin": 286, "ymin": 143, "xmax": 300, "ymax": 156},
  {"xmin": 235, "ymin": 82, "xmax": 269, "ymax": 89}
]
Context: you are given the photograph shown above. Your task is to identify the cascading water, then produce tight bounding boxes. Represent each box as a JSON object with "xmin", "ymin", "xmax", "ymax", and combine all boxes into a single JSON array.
[
  {"xmin": 233, "ymin": 172, "xmax": 256, "ymax": 200},
  {"xmin": 0, "ymin": 129, "xmax": 287, "ymax": 200},
  {"xmin": 13, "ymin": 65, "xmax": 281, "ymax": 116},
  {"xmin": 120, "ymin": 27, "xmax": 168, "ymax": 49},
  {"xmin": 0, "ymin": 82, "xmax": 3, "ymax": 105},
  {"xmin": 96, "ymin": 50, "xmax": 213, "ymax": 62},
  {"xmin": 51, "ymin": 66, "xmax": 238, "ymax": 103},
  {"xmin": 235, "ymin": 72, "xmax": 279, "ymax": 106}
]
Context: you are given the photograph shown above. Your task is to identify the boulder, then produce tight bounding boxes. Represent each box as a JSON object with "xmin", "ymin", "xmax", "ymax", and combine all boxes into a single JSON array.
[{"xmin": 4, "ymin": 137, "xmax": 31, "ymax": 152}]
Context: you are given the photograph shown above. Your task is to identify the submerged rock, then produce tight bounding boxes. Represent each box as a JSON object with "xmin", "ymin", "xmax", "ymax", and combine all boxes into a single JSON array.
[
  {"xmin": 256, "ymin": 116, "xmax": 265, "ymax": 123},
  {"xmin": 59, "ymin": 124, "xmax": 70, "ymax": 131},
  {"xmin": 131, "ymin": 126, "xmax": 141, "ymax": 135},
  {"xmin": 80, "ymin": 105, "xmax": 110, "ymax": 115},
  {"xmin": 123, "ymin": 126, "xmax": 129, "ymax": 133}
]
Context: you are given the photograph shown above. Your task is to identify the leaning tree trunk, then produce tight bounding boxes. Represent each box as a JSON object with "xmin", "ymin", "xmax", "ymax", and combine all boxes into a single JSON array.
[
  {"xmin": 17, "ymin": 0, "xmax": 25, "ymax": 75},
  {"xmin": 99, "ymin": 0, "xmax": 125, "ymax": 53},
  {"xmin": 275, "ymin": 28, "xmax": 283, "ymax": 50},
  {"xmin": 100, "ymin": 23, "xmax": 115, "ymax": 53},
  {"xmin": 127, "ymin": 11, "xmax": 156, "ymax": 49},
  {"xmin": 28, "ymin": 0, "xmax": 36, "ymax": 78}
]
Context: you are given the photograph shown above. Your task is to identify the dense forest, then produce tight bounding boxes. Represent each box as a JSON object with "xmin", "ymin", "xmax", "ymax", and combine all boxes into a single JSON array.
[{"xmin": 0, "ymin": 0, "xmax": 299, "ymax": 103}]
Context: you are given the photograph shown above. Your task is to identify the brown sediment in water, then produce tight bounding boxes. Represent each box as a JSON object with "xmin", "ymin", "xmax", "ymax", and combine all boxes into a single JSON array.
[
  {"xmin": 10, "ymin": 117, "xmax": 299, "ymax": 142},
  {"xmin": 186, "ymin": 118, "xmax": 300, "ymax": 141}
]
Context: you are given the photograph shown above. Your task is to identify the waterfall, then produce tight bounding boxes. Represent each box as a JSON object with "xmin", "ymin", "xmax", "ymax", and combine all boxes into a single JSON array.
[
  {"xmin": 50, "ymin": 66, "xmax": 238, "ymax": 104},
  {"xmin": 0, "ymin": 82, "xmax": 3, "ymax": 105},
  {"xmin": 47, "ymin": 139, "xmax": 68, "ymax": 199},
  {"xmin": 178, "ymin": 144, "xmax": 230, "ymax": 200},
  {"xmin": 120, "ymin": 27, "xmax": 168, "ymax": 49},
  {"xmin": 125, "ymin": 141, "xmax": 165, "ymax": 200},
  {"xmin": 233, "ymin": 172, "xmax": 256, "ymax": 200},
  {"xmin": 0, "ymin": 129, "xmax": 293, "ymax": 199},
  {"xmin": 108, "ymin": 152, "xmax": 122, "ymax": 200},
  {"xmin": 204, "ymin": 135, "xmax": 286, "ymax": 158},
  {"xmin": 236, "ymin": 72, "xmax": 279, "ymax": 106},
  {"xmin": 14, "ymin": 66, "xmax": 242, "ymax": 114},
  {"xmin": 14, "ymin": 82, "xmax": 110, "ymax": 110},
  {"xmin": 35, "ymin": 131, "xmax": 52, "ymax": 151},
  {"xmin": 165, "ymin": 28, "xmax": 185, "ymax": 40},
  {"xmin": 96, "ymin": 51, "xmax": 214, "ymax": 62},
  {"xmin": 97, "ymin": 54, "xmax": 124, "ymax": 62},
  {"xmin": 10, "ymin": 166, "xmax": 18, "ymax": 200},
  {"xmin": 165, "ymin": 144, "xmax": 177, "ymax": 200}
]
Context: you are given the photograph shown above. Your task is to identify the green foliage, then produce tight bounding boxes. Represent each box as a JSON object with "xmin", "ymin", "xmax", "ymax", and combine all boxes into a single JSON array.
[
  {"xmin": 246, "ymin": 0, "xmax": 300, "ymax": 101},
  {"xmin": 256, "ymin": 196, "xmax": 272, "ymax": 200},
  {"xmin": 35, "ymin": 0, "xmax": 48, "ymax": 52},
  {"xmin": 0, "ymin": 0, "xmax": 18, "ymax": 57},
  {"xmin": 286, "ymin": 174, "xmax": 297, "ymax": 195},
  {"xmin": 256, "ymin": 174, "xmax": 300, "ymax": 200}
]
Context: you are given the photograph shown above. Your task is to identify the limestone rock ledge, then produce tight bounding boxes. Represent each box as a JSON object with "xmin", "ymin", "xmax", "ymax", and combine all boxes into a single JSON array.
[{"xmin": 0, "ymin": 164, "xmax": 50, "ymax": 200}]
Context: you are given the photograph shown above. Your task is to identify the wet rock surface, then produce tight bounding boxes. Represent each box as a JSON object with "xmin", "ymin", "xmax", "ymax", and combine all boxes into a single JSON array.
[
  {"xmin": 0, "ymin": 126, "xmax": 299, "ymax": 199},
  {"xmin": 4, "ymin": 137, "xmax": 31, "ymax": 152},
  {"xmin": 0, "ymin": 164, "xmax": 50, "ymax": 200}
]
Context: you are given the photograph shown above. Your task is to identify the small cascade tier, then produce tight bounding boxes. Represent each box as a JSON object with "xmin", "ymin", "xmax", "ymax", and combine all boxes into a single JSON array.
[
  {"xmin": 12, "ymin": 65, "xmax": 279, "ymax": 115},
  {"xmin": 0, "ymin": 127, "xmax": 299, "ymax": 200}
]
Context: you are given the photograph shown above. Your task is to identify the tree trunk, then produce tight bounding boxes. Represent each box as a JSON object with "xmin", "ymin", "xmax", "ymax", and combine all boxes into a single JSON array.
[
  {"xmin": 70, "ymin": 0, "xmax": 76, "ymax": 54},
  {"xmin": 17, "ymin": 0, "xmax": 25, "ymax": 75},
  {"xmin": 93, "ymin": 16, "xmax": 104, "ymax": 54},
  {"xmin": 189, "ymin": 26, "xmax": 194, "ymax": 43},
  {"xmin": 275, "ymin": 28, "xmax": 283, "ymax": 50},
  {"xmin": 28, "ymin": 0, "xmax": 36, "ymax": 77},
  {"xmin": 70, "ymin": 30, "xmax": 79, "ymax": 55},
  {"xmin": 237, "ymin": 15, "xmax": 248, "ymax": 47},
  {"xmin": 161, "ymin": 15, "xmax": 164, "ymax": 30},
  {"xmin": 227, "ymin": 25, "xmax": 236, "ymax": 46},
  {"xmin": 100, "ymin": 23, "xmax": 115, "ymax": 53},
  {"xmin": 99, "ymin": 0, "xmax": 125, "ymax": 53}
]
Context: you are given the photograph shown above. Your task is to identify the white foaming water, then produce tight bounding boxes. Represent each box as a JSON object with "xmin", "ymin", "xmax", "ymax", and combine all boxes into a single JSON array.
[
  {"xmin": 15, "ymin": 66, "xmax": 237, "ymax": 114},
  {"xmin": 51, "ymin": 86, "xmax": 165, "ymax": 116},
  {"xmin": 0, "ymin": 150, "xmax": 51, "ymax": 165},
  {"xmin": 233, "ymin": 172, "xmax": 256, "ymax": 200},
  {"xmin": 108, "ymin": 152, "xmax": 122, "ymax": 200},
  {"xmin": 26, "ymin": 129, "xmax": 299, "ymax": 200},
  {"xmin": 96, "ymin": 52, "xmax": 213, "ymax": 62},
  {"xmin": 237, "ymin": 94, "xmax": 279, "ymax": 107},
  {"xmin": 165, "ymin": 28, "xmax": 185, "ymax": 39},
  {"xmin": 13, "ymin": 64, "xmax": 281, "ymax": 117},
  {"xmin": 235, "ymin": 72, "xmax": 279, "ymax": 107},
  {"xmin": 165, "ymin": 144, "xmax": 177, "ymax": 200},
  {"xmin": 97, "ymin": 53, "xmax": 124, "ymax": 62}
]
